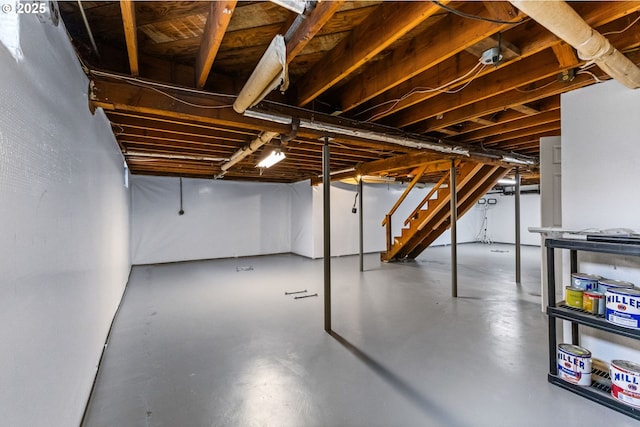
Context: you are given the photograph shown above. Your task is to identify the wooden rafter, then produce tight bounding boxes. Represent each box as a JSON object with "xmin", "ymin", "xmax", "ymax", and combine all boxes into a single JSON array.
[
  {"xmin": 119, "ymin": 0, "xmax": 139, "ymax": 76},
  {"xmin": 295, "ymin": 1, "xmax": 448, "ymax": 106},
  {"xmin": 389, "ymin": 49, "xmax": 563, "ymax": 128},
  {"xmin": 351, "ymin": 1, "xmax": 640, "ymax": 122},
  {"xmin": 285, "ymin": 0, "xmax": 344, "ymax": 63},
  {"xmin": 337, "ymin": 2, "xmax": 521, "ymax": 112},
  {"xmin": 455, "ymin": 110, "xmax": 560, "ymax": 143},
  {"xmin": 196, "ymin": 0, "xmax": 237, "ymax": 89}
]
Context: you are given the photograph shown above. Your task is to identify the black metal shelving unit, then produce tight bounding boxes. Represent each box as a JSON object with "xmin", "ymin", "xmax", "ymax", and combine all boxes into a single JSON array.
[{"xmin": 546, "ymin": 238, "xmax": 640, "ymax": 420}]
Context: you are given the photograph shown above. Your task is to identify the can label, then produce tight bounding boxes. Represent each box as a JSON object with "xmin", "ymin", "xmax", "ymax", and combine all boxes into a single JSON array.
[
  {"xmin": 557, "ymin": 344, "xmax": 592, "ymax": 386},
  {"xmin": 572, "ymin": 274, "xmax": 599, "ymax": 291},
  {"xmin": 583, "ymin": 291, "xmax": 604, "ymax": 315},
  {"xmin": 611, "ymin": 360, "xmax": 640, "ymax": 407},
  {"xmin": 606, "ymin": 289, "xmax": 640, "ymax": 329},
  {"xmin": 565, "ymin": 286, "xmax": 584, "ymax": 309}
]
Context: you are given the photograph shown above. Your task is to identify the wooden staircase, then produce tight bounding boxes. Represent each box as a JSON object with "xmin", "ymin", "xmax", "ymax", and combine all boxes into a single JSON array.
[{"xmin": 381, "ymin": 161, "xmax": 510, "ymax": 262}]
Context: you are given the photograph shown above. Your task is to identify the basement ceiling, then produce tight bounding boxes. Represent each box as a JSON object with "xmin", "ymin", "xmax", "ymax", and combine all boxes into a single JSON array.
[{"xmin": 59, "ymin": 1, "xmax": 640, "ymax": 184}]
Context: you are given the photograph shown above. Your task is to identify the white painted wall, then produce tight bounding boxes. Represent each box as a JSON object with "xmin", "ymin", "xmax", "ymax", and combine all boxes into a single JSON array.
[
  {"xmin": 290, "ymin": 180, "xmax": 314, "ymax": 258},
  {"xmin": 0, "ymin": 15, "xmax": 131, "ymax": 427},
  {"xmin": 562, "ymin": 79, "xmax": 640, "ymax": 362},
  {"xmin": 484, "ymin": 192, "xmax": 541, "ymax": 246},
  {"xmin": 131, "ymin": 176, "xmax": 291, "ymax": 264}
]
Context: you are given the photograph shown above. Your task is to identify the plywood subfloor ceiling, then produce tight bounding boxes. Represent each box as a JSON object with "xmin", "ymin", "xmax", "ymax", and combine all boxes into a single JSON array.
[{"xmin": 59, "ymin": 1, "xmax": 640, "ymax": 184}]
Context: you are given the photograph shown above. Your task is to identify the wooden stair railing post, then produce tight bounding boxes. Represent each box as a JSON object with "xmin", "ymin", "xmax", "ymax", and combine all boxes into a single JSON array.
[{"xmin": 386, "ymin": 214, "xmax": 392, "ymax": 254}]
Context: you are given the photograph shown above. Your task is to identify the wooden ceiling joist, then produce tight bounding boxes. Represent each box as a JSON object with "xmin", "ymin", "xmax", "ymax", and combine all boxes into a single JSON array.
[
  {"xmin": 294, "ymin": 0, "xmax": 447, "ymax": 106},
  {"xmin": 196, "ymin": 0, "xmax": 237, "ymax": 89},
  {"xmin": 119, "ymin": 0, "xmax": 139, "ymax": 76},
  {"xmin": 336, "ymin": 2, "xmax": 522, "ymax": 113},
  {"xmin": 285, "ymin": 0, "xmax": 344, "ymax": 63}
]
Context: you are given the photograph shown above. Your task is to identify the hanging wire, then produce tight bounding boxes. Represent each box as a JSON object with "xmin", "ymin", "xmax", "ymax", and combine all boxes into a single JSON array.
[
  {"xmin": 431, "ymin": 1, "xmax": 526, "ymax": 25},
  {"xmin": 358, "ymin": 61, "xmax": 487, "ymax": 122},
  {"xmin": 602, "ymin": 13, "xmax": 640, "ymax": 36}
]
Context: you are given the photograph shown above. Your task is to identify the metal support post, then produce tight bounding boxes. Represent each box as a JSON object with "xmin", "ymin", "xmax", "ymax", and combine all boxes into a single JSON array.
[
  {"xmin": 359, "ymin": 177, "xmax": 364, "ymax": 272},
  {"xmin": 323, "ymin": 137, "xmax": 331, "ymax": 332},
  {"xmin": 515, "ymin": 168, "xmax": 522, "ymax": 284},
  {"xmin": 450, "ymin": 161, "xmax": 458, "ymax": 298}
]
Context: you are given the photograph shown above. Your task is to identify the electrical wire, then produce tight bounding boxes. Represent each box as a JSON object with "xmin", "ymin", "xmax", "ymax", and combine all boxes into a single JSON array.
[
  {"xmin": 359, "ymin": 61, "xmax": 487, "ymax": 122},
  {"xmin": 602, "ymin": 13, "xmax": 640, "ymax": 36},
  {"xmin": 431, "ymin": 1, "xmax": 526, "ymax": 25},
  {"xmin": 576, "ymin": 70, "xmax": 605, "ymax": 83},
  {"xmin": 514, "ymin": 79, "xmax": 558, "ymax": 93}
]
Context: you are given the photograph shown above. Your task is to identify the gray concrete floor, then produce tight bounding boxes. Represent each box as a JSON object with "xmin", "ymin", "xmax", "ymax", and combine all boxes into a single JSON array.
[{"xmin": 83, "ymin": 243, "xmax": 632, "ymax": 427}]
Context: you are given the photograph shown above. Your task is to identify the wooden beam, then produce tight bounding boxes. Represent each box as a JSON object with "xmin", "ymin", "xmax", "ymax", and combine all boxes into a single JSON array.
[
  {"xmin": 455, "ymin": 110, "xmax": 560, "ymax": 143},
  {"xmin": 389, "ymin": 49, "xmax": 562, "ymax": 128},
  {"xmin": 481, "ymin": 122, "xmax": 561, "ymax": 146},
  {"xmin": 286, "ymin": 0, "xmax": 344, "ymax": 63},
  {"xmin": 120, "ymin": 0, "xmax": 139, "ymax": 76},
  {"xmin": 91, "ymin": 78, "xmax": 418, "ymax": 156},
  {"xmin": 482, "ymin": 1, "xmax": 519, "ymax": 22},
  {"xmin": 511, "ymin": 104, "xmax": 540, "ymax": 115},
  {"xmin": 295, "ymin": 1, "xmax": 447, "ymax": 106},
  {"xmin": 356, "ymin": 152, "xmax": 444, "ymax": 176},
  {"xmin": 410, "ymin": 77, "xmax": 583, "ymax": 134},
  {"xmin": 196, "ymin": 0, "xmax": 237, "ymax": 89},
  {"xmin": 337, "ymin": 3, "xmax": 520, "ymax": 112},
  {"xmin": 551, "ymin": 42, "xmax": 579, "ymax": 68},
  {"xmin": 351, "ymin": 1, "xmax": 640, "ymax": 122}
]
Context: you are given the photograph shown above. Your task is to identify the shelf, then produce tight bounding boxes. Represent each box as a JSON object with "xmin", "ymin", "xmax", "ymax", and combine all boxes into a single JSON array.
[
  {"xmin": 546, "ymin": 238, "xmax": 640, "ymax": 420},
  {"xmin": 548, "ymin": 371, "xmax": 640, "ymax": 420},
  {"xmin": 546, "ymin": 238, "xmax": 640, "ymax": 256},
  {"xmin": 548, "ymin": 303, "xmax": 640, "ymax": 340}
]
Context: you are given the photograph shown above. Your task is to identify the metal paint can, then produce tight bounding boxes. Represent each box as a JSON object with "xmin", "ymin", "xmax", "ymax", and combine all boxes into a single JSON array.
[
  {"xmin": 583, "ymin": 291, "xmax": 605, "ymax": 315},
  {"xmin": 557, "ymin": 344, "xmax": 592, "ymax": 386},
  {"xmin": 571, "ymin": 273, "xmax": 600, "ymax": 291},
  {"xmin": 598, "ymin": 278, "xmax": 634, "ymax": 295},
  {"xmin": 606, "ymin": 287, "xmax": 640, "ymax": 329},
  {"xmin": 610, "ymin": 360, "xmax": 640, "ymax": 408},
  {"xmin": 565, "ymin": 286, "xmax": 584, "ymax": 309}
]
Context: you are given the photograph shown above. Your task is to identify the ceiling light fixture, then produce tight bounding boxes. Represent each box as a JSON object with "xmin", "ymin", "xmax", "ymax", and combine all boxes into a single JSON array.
[
  {"xmin": 257, "ymin": 150, "xmax": 286, "ymax": 168},
  {"xmin": 498, "ymin": 178, "xmax": 517, "ymax": 185}
]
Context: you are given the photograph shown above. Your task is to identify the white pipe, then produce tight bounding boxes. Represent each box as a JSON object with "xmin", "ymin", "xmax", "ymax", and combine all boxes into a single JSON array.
[
  {"xmin": 220, "ymin": 131, "xmax": 279, "ymax": 171},
  {"xmin": 233, "ymin": 35, "xmax": 288, "ymax": 113},
  {"xmin": 510, "ymin": 0, "xmax": 640, "ymax": 89}
]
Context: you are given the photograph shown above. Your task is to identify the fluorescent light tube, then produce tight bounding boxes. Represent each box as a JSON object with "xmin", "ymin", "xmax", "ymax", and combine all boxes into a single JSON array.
[
  {"xmin": 257, "ymin": 150, "xmax": 286, "ymax": 168},
  {"xmin": 498, "ymin": 179, "xmax": 517, "ymax": 185}
]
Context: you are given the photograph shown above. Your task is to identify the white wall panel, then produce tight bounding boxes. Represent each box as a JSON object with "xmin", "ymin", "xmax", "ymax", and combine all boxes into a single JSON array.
[
  {"xmin": 485, "ymin": 193, "xmax": 541, "ymax": 246},
  {"xmin": 561, "ymin": 79, "xmax": 640, "ymax": 362},
  {"xmin": 0, "ymin": 15, "xmax": 130, "ymax": 427},
  {"xmin": 131, "ymin": 177, "xmax": 291, "ymax": 264},
  {"xmin": 290, "ymin": 180, "xmax": 313, "ymax": 257}
]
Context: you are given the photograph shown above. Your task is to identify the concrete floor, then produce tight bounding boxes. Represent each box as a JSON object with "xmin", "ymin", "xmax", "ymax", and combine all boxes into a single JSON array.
[{"xmin": 83, "ymin": 243, "xmax": 634, "ymax": 426}]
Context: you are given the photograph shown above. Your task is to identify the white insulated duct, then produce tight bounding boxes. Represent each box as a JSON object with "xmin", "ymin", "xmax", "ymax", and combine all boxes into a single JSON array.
[
  {"xmin": 220, "ymin": 131, "xmax": 279, "ymax": 172},
  {"xmin": 510, "ymin": 0, "xmax": 640, "ymax": 89},
  {"xmin": 233, "ymin": 35, "xmax": 289, "ymax": 113}
]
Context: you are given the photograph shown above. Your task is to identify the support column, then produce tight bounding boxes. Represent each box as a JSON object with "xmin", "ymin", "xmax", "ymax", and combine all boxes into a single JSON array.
[
  {"xmin": 359, "ymin": 177, "xmax": 364, "ymax": 272},
  {"xmin": 515, "ymin": 168, "xmax": 521, "ymax": 285},
  {"xmin": 323, "ymin": 137, "xmax": 331, "ymax": 332},
  {"xmin": 450, "ymin": 161, "xmax": 458, "ymax": 298}
]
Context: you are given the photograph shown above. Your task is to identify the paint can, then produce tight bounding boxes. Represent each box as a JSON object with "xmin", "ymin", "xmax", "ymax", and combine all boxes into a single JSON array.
[
  {"xmin": 565, "ymin": 286, "xmax": 584, "ymax": 309},
  {"xmin": 606, "ymin": 287, "xmax": 640, "ymax": 329},
  {"xmin": 571, "ymin": 273, "xmax": 600, "ymax": 291},
  {"xmin": 557, "ymin": 343, "xmax": 592, "ymax": 386},
  {"xmin": 598, "ymin": 278, "xmax": 634, "ymax": 295},
  {"xmin": 610, "ymin": 360, "xmax": 640, "ymax": 408},
  {"xmin": 583, "ymin": 291, "xmax": 605, "ymax": 315}
]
